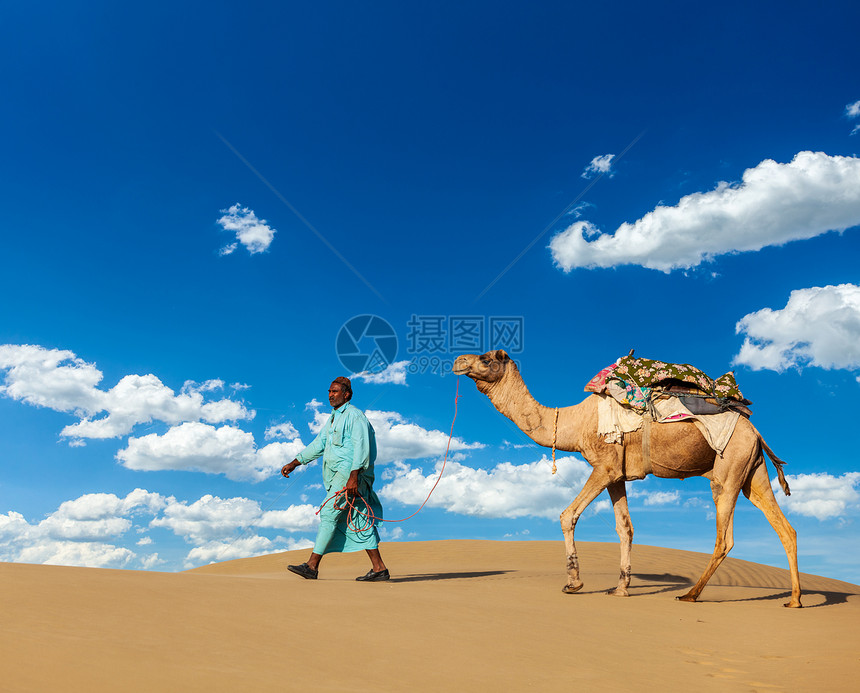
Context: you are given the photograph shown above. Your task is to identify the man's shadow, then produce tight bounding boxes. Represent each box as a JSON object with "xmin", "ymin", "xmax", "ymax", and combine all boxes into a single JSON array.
[{"xmin": 392, "ymin": 570, "xmax": 512, "ymax": 583}]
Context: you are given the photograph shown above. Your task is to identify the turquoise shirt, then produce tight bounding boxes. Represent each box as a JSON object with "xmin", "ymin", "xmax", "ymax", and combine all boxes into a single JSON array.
[
  {"xmin": 297, "ymin": 401, "xmax": 382, "ymax": 554},
  {"xmin": 296, "ymin": 402, "xmax": 377, "ymax": 491}
]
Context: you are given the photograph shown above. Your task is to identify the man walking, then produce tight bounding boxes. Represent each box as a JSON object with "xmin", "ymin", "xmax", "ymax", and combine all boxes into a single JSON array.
[{"xmin": 281, "ymin": 376, "xmax": 389, "ymax": 581}]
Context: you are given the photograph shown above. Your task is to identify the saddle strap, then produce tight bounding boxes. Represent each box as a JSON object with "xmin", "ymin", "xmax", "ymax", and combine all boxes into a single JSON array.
[{"xmin": 642, "ymin": 410, "xmax": 652, "ymax": 467}]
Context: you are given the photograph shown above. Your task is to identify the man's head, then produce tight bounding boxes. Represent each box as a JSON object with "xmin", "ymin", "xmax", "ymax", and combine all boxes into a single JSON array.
[{"xmin": 329, "ymin": 376, "xmax": 353, "ymax": 408}]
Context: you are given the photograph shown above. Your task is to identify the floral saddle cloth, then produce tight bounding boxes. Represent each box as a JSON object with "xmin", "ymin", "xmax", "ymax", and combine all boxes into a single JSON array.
[{"xmin": 584, "ymin": 353, "xmax": 752, "ymax": 417}]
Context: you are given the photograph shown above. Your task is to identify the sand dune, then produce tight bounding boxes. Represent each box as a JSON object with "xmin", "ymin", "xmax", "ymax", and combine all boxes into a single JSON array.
[{"xmin": 2, "ymin": 540, "xmax": 858, "ymax": 692}]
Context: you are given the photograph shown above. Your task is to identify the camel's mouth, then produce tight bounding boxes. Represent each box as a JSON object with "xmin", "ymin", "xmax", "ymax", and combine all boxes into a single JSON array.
[{"xmin": 451, "ymin": 356, "xmax": 472, "ymax": 375}]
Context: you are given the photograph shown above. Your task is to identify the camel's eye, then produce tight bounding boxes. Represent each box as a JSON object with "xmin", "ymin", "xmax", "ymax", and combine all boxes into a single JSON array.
[{"xmin": 481, "ymin": 359, "xmax": 490, "ymax": 366}]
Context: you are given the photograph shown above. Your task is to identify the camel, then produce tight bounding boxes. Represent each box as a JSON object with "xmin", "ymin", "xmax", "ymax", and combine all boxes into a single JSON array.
[{"xmin": 452, "ymin": 349, "xmax": 802, "ymax": 607}]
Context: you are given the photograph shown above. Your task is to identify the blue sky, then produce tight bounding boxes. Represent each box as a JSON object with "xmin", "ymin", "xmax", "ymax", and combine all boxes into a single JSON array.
[{"xmin": 2, "ymin": 1, "xmax": 859, "ymax": 583}]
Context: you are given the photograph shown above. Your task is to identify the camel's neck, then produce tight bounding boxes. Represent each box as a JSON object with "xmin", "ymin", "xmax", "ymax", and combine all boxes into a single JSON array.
[{"xmin": 480, "ymin": 370, "xmax": 560, "ymax": 448}]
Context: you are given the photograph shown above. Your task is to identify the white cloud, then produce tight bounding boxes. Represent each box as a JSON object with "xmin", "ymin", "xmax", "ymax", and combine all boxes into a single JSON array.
[
  {"xmin": 61, "ymin": 373, "xmax": 253, "ymax": 440},
  {"xmin": 150, "ymin": 494, "xmax": 317, "ymax": 568},
  {"xmin": 381, "ymin": 457, "xmax": 690, "ymax": 520},
  {"xmin": 39, "ymin": 514, "xmax": 132, "ymax": 541},
  {"xmin": 150, "ymin": 494, "xmax": 319, "ymax": 544},
  {"xmin": 627, "ymin": 486, "xmax": 681, "ymax": 506},
  {"xmin": 182, "ymin": 379, "xmax": 225, "ymax": 394},
  {"xmin": 0, "ymin": 344, "xmax": 254, "ymax": 443},
  {"xmin": 642, "ymin": 490, "xmax": 680, "ymax": 506},
  {"xmin": 502, "ymin": 440, "xmax": 534, "ymax": 450},
  {"xmin": 582, "ymin": 153, "xmax": 615, "ymax": 179},
  {"xmin": 0, "ymin": 344, "xmax": 104, "ymax": 413},
  {"xmin": 0, "ymin": 489, "xmax": 166, "ymax": 569},
  {"xmin": 380, "ymin": 526, "xmax": 404, "ymax": 540},
  {"xmin": 151, "ymin": 494, "xmax": 262, "ymax": 543},
  {"xmin": 365, "ymin": 410, "xmax": 484, "ymax": 463},
  {"xmin": 265, "ymin": 422, "xmax": 301, "ymax": 440},
  {"xmin": 18, "ymin": 540, "xmax": 136, "ymax": 568},
  {"xmin": 117, "ymin": 422, "xmax": 304, "ymax": 481},
  {"xmin": 217, "ymin": 203, "xmax": 276, "ymax": 255},
  {"xmin": 37, "ymin": 490, "xmax": 167, "ymax": 541},
  {"xmin": 0, "ymin": 489, "xmax": 318, "ymax": 570},
  {"xmin": 565, "ymin": 202, "xmax": 593, "ymax": 219},
  {"xmin": 306, "ymin": 401, "xmax": 330, "ymax": 434},
  {"xmin": 503, "ymin": 529, "xmax": 531, "ymax": 538},
  {"xmin": 847, "ymin": 100, "xmax": 860, "ymax": 135},
  {"xmin": 304, "ymin": 402, "xmax": 484, "ymax": 463},
  {"xmin": 380, "ymin": 455, "xmax": 591, "ymax": 520},
  {"xmin": 773, "ymin": 472, "xmax": 860, "ymax": 520},
  {"xmin": 257, "ymin": 505, "xmax": 320, "ymax": 532},
  {"xmin": 140, "ymin": 553, "xmax": 163, "ymax": 569},
  {"xmin": 733, "ymin": 284, "xmax": 860, "ymax": 372},
  {"xmin": 353, "ymin": 360, "xmax": 410, "ymax": 385},
  {"xmin": 185, "ymin": 535, "xmax": 274, "ymax": 566},
  {"xmin": 56, "ymin": 489, "xmax": 167, "ymax": 519},
  {"xmin": 550, "ymin": 151, "xmax": 860, "ymax": 272},
  {"xmin": 184, "ymin": 536, "xmax": 312, "ymax": 568},
  {"xmin": 0, "ymin": 511, "xmax": 34, "ymax": 543}
]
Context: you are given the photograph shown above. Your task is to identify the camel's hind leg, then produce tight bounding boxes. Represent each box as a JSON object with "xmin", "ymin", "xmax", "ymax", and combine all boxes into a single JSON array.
[
  {"xmin": 743, "ymin": 463, "xmax": 802, "ymax": 608},
  {"xmin": 677, "ymin": 476, "xmax": 741, "ymax": 603},
  {"xmin": 560, "ymin": 470, "xmax": 611, "ymax": 594},
  {"xmin": 607, "ymin": 480, "xmax": 634, "ymax": 597}
]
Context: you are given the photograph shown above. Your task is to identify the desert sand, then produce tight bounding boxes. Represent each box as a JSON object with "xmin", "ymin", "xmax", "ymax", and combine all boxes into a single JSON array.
[{"xmin": 2, "ymin": 540, "xmax": 858, "ymax": 692}]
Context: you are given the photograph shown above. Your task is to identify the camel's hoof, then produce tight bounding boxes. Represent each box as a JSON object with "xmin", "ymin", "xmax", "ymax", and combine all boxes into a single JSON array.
[
  {"xmin": 607, "ymin": 588, "xmax": 629, "ymax": 597},
  {"xmin": 675, "ymin": 594, "xmax": 697, "ymax": 603},
  {"xmin": 783, "ymin": 600, "xmax": 803, "ymax": 609},
  {"xmin": 562, "ymin": 583, "xmax": 583, "ymax": 594}
]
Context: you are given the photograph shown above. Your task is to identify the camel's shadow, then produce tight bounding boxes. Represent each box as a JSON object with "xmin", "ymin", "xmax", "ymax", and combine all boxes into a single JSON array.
[
  {"xmin": 624, "ymin": 574, "xmax": 855, "ymax": 607},
  {"xmin": 628, "ymin": 572, "xmax": 694, "ymax": 597},
  {"xmin": 697, "ymin": 589, "xmax": 856, "ymax": 608},
  {"xmin": 636, "ymin": 572, "xmax": 692, "ymax": 584},
  {"xmin": 567, "ymin": 572, "xmax": 690, "ymax": 597}
]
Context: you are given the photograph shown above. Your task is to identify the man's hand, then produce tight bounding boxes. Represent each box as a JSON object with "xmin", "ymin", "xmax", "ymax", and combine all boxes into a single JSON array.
[
  {"xmin": 281, "ymin": 460, "xmax": 300, "ymax": 478},
  {"xmin": 345, "ymin": 469, "xmax": 360, "ymax": 494}
]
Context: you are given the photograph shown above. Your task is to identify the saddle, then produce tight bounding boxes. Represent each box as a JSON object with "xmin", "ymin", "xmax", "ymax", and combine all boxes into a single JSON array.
[{"xmin": 585, "ymin": 352, "xmax": 753, "ymax": 418}]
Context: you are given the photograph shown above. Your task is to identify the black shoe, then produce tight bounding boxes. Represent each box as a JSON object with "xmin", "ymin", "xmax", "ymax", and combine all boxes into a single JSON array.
[
  {"xmin": 287, "ymin": 562, "xmax": 318, "ymax": 580},
  {"xmin": 356, "ymin": 568, "xmax": 390, "ymax": 582}
]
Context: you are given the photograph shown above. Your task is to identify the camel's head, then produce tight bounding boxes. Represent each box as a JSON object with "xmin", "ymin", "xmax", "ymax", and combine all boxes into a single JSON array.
[{"xmin": 452, "ymin": 350, "xmax": 515, "ymax": 387}]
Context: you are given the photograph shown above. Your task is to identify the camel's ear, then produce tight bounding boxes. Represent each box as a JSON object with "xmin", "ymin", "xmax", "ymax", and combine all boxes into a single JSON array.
[{"xmin": 493, "ymin": 349, "xmax": 510, "ymax": 362}]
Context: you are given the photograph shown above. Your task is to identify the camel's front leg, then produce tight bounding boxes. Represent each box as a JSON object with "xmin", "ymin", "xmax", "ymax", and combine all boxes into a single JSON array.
[
  {"xmin": 606, "ymin": 480, "xmax": 633, "ymax": 597},
  {"xmin": 560, "ymin": 470, "xmax": 611, "ymax": 594}
]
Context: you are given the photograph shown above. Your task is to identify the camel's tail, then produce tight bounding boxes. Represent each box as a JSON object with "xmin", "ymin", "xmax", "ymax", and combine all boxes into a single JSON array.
[{"xmin": 753, "ymin": 426, "xmax": 791, "ymax": 496}]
